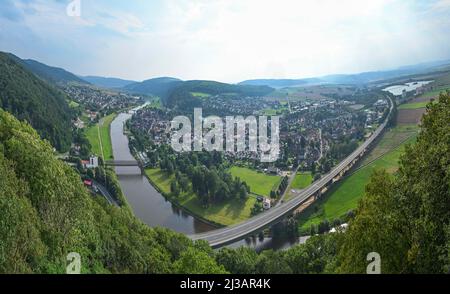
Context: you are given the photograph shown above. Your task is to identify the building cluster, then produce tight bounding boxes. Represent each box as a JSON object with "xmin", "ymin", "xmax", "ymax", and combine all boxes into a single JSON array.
[
  {"xmin": 129, "ymin": 107, "xmax": 172, "ymax": 145},
  {"xmin": 63, "ymin": 85, "xmax": 142, "ymax": 111},
  {"xmin": 129, "ymin": 94, "xmax": 388, "ymax": 176}
]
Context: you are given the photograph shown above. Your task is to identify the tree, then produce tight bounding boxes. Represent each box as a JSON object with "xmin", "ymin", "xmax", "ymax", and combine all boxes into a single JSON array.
[
  {"xmin": 337, "ymin": 93, "xmax": 450, "ymax": 273},
  {"xmin": 178, "ymin": 175, "xmax": 190, "ymax": 193},
  {"xmin": 215, "ymin": 247, "xmax": 258, "ymax": 274},
  {"xmin": 270, "ymin": 190, "xmax": 277, "ymax": 199},
  {"xmin": 170, "ymin": 180, "xmax": 180, "ymax": 197},
  {"xmin": 238, "ymin": 185, "xmax": 248, "ymax": 200},
  {"xmin": 173, "ymin": 248, "xmax": 228, "ymax": 274}
]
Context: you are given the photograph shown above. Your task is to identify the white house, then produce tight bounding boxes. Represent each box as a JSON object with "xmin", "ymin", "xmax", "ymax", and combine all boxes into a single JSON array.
[
  {"xmin": 263, "ymin": 198, "xmax": 271, "ymax": 210},
  {"xmin": 86, "ymin": 156, "xmax": 99, "ymax": 169}
]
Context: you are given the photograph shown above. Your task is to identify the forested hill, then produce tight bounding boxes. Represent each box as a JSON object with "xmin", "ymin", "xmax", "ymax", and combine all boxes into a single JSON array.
[
  {"xmin": 6, "ymin": 52, "xmax": 88, "ymax": 85},
  {"xmin": 164, "ymin": 80, "xmax": 273, "ymax": 110},
  {"xmin": 123, "ymin": 77, "xmax": 183, "ymax": 97},
  {"xmin": 0, "ymin": 109, "xmax": 227, "ymax": 273},
  {"xmin": 0, "ymin": 52, "xmax": 73, "ymax": 151}
]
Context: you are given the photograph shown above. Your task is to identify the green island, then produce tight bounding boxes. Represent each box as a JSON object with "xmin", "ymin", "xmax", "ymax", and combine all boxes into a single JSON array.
[{"xmin": 85, "ymin": 113, "xmax": 117, "ymax": 160}]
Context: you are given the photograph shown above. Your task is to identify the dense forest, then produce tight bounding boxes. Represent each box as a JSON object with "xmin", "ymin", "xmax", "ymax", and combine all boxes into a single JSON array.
[
  {"xmin": 0, "ymin": 109, "xmax": 226, "ymax": 273},
  {"xmin": 7, "ymin": 52, "xmax": 89, "ymax": 85},
  {"xmin": 0, "ymin": 52, "xmax": 73, "ymax": 151},
  {"xmin": 0, "ymin": 93, "xmax": 448, "ymax": 273},
  {"xmin": 123, "ymin": 77, "xmax": 183, "ymax": 98}
]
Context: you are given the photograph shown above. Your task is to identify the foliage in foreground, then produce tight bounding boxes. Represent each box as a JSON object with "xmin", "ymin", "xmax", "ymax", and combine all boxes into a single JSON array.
[{"xmin": 0, "ymin": 109, "xmax": 225, "ymax": 273}]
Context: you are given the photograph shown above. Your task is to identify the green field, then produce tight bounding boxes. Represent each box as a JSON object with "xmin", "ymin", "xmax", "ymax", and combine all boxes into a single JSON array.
[
  {"xmin": 147, "ymin": 97, "xmax": 162, "ymax": 109},
  {"xmin": 398, "ymin": 101, "xmax": 428, "ymax": 109},
  {"xmin": 297, "ymin": 124, "xmax": 418, "ymax": 231},
  {"xmin": 190, "ymin": 92, "xmax": 211, "ymax": 98},
  {"xmin": 284, "ymin": 172, "xmax": 313, "ymax": 202},
  {"xmin": 291, "ymin": 172, "xmax": 313, "ymax": 189},
  {"xmin": 85, "ymin": 113, "xmax": 116, "ymax": 160},
  {"xmin": 145, "ymin": 168, "xmax": 256, "ymax": 226},
  {"xmin": 229, "ymin": 166, "xmax": 281, "ymax": 196},
  {"xmin": 418, "ymin": 85, "xmax": 450, "ymax": 99},
  {"xmin": 68, "ymin": 100, "xmax": 80, "ymax": 108}
]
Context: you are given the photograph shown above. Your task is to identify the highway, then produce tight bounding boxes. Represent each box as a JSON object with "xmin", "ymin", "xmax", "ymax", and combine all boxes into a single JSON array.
[{"xmin": 190, "ymin": 97, "xmax": 393, "ymax": 248}]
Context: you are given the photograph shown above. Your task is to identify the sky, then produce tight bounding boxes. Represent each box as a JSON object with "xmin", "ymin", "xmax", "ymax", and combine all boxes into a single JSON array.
[{"xmin": 1, "ymin": 0, "xmax": 450, "ymax": 83}]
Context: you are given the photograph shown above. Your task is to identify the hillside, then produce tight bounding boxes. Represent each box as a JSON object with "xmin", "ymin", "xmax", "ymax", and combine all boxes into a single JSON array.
[
  {"xmin": 81, "ymin": 76, "xmax": 136, "ymax": 88},
  {"xmin": 6, "ymin": 52, "xmax": 88, "ymax": 85},
  {"xmin": 240, "ymin": 78, "xmax": 322, "ymax": 88},
  {"xmin": 240, "ymin": 60, "xmax": 450, "ymax": 88},
  {"xmin": 123, "ymin": 77, "xmax": 182, "ymax": 97},
  {"xmin": 0, "ymin": 109, "xmax": 227, "ymax": 274},
  {"xmin": 165, "ymin": 80, "xmax": 273, "ymax": 110},
  {"xmin": 0, "ymin": 52, "xmax": 73, "ymax": 151}
]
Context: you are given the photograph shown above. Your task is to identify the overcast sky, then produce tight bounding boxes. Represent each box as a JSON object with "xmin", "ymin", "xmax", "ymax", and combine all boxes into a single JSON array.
[{"xmin": 1, "ymin": 0, "xmax": 450, "ymax": 83}]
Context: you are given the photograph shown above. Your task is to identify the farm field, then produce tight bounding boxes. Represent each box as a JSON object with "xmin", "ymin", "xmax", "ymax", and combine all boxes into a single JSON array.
[
  {"xmin": 190, "ymin": 92, "xmax": 211, "ymax": 98},
  {"xmin": 417, "ymin": 86, "xmax": 450, "ymax": 100},
  {"xmin": 396, "ymin": 108, "xmax": 426, "ymax": 124},
  {"xmin": 85, "ymin": 113, "xmax": 117, "ymax": 160},
  {"xmin": 145, "ymin": 168, "xmax": 256, "ymax": 226},
  {"xmin": 297, "ymin": 124, "xmax": 418, "ymax": 232},
  {"xmin": 229, "ymin": 166, "xmax": 282, "ymax": 196},
  {"xmin": 398, "ymin": 101, "xmax": 428, "ymax": 109}
]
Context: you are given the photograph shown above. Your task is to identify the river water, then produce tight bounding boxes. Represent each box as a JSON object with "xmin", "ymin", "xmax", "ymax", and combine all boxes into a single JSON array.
[
  {"xmin": 110, "ymin": 110, "xmax": 304, "ymax": 250},
  {"xmin": 110, "ymin": 112, "xmax": 215, "ymax": 234}
]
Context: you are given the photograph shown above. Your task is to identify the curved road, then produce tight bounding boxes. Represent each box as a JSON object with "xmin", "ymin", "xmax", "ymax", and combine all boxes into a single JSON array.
[{"xmin": 191, "ymin": 97, "xmax": 394, "ymax": 248}]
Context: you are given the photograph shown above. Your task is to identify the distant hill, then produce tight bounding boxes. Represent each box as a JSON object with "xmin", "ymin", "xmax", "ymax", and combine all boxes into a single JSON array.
[
  {"xmin": 165, "ymin": 80, "xmax": 273, "ymax": 110},
  {"xmin": 240, "ymin": 59, "xmax": 450, "ymax": 88},
  {"xmin": 81, "ymin": 75, "xmax": 136, "ymax": 88},
  {"xmin": 240, "ymin": 78, "xmax": 322, "ymax": 88},
  {"xmin": 123, "ymin": 77, "xmax": 183, "ymax": 98},
  {"xmin": 6, "ymin": 53, "xmax": 88, "ymax": 86},
  {"xmin": 0, "ymin": 52, "xmax": 73, "ymax": 151}
]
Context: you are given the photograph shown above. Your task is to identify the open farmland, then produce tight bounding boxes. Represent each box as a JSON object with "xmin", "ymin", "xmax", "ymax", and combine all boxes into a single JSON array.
[
  {"xmin": 396, "ymin": 108, "xmax": 426, "ymax": 124},
  {"xmin": 85, "ymin": 113, "xmax": 117, "ymax": 160}
]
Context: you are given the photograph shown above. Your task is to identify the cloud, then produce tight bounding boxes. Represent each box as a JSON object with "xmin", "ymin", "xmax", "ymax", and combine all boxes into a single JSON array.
[{"xmin": 1, "ymin": 0, "xmax": 450, "ymax": 82}]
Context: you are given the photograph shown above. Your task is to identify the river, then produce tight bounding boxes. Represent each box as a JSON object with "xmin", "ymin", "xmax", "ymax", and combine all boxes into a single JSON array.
[
  {"xmin": 110, "ymin": 109, "xmax": 306, "ymax": 250},
  {"xmin": 110, "ymin": 112, "xmax": 215, "ymax": 234}
]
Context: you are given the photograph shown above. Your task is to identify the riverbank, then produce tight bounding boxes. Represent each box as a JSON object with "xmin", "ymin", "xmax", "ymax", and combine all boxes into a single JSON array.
[
  {"xmin": 110, "ymin": 111, "xmax": 216, "ymax": 234},
  {"xmin": 145, "ymin": 168, "xmax": 257, "ymax": 227}
]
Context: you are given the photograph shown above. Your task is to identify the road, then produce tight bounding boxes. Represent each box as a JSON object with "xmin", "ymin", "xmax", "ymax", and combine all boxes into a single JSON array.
[
  {"xmin": 190, "ymin": 97, "xmax": 393, "ymax": 248},
  {"xmin": 276, "ymin": 165, "xmax": 299, "ymax": 206},
  {"xmin": 93, "ymin": 180, "xmax": 119, "ymax": 206}
]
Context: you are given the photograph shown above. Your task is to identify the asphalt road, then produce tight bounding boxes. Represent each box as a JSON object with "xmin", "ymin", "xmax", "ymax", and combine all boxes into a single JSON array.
[
  {"xmin": 93, "ymin": 180, "xmax": 119, "ymax": 206},
  {"xmin": 191, "ymin": 97, "xmax": 393, "ymax": 248}
]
